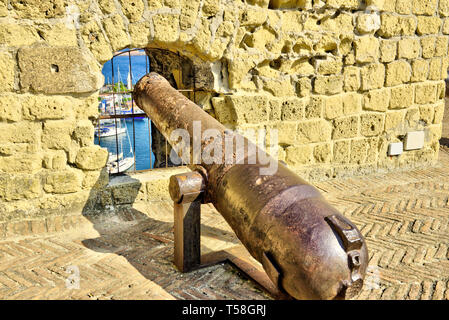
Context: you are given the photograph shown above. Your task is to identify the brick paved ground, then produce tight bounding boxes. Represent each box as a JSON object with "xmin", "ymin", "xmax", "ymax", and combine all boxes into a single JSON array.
[{"xmin": 0, "ymin": 102, "xmax": 448, "ymax": 300}]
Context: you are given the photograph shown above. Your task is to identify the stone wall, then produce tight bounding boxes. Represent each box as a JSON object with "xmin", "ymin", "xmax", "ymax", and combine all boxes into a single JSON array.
[{"xmin": 0, "ymin": 0, "xmax": 447, "ymax": 225}]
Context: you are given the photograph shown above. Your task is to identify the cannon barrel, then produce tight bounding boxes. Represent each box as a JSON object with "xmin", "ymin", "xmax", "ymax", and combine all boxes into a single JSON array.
[{"xmin": 133, "ymin": 72, "xmax": 368, "ymax": 300}]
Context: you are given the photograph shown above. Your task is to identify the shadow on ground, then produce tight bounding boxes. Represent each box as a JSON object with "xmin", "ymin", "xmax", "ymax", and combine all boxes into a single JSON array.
[{"xmin": 79, "ymin": 175, "xmax": 267, "ymax": 300}]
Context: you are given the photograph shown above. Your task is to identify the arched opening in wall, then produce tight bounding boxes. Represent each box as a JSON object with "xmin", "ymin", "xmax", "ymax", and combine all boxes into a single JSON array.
[{"xmin": 94, "ymin": 48, "xmax": 203, "ymax": 175}]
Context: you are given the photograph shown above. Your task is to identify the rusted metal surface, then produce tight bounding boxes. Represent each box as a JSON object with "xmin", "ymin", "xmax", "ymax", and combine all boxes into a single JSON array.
[{"xmin": 134, "ymin": 72, "xmax": 368, "ymax": 300}]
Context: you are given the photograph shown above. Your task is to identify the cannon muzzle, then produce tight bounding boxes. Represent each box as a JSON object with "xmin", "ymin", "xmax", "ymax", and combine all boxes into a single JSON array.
[{"xmin": 133, "ymin": 72, "xmax": 368, "ymax": 300}]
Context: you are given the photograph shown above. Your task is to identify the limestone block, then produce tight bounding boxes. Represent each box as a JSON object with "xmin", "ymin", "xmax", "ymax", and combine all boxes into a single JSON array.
[
  {"xmin": 103, "ymin": 14, "xmax": 131, "ymax": 51},
  {"xmin": 98, "ymin": 0, "xmax": 116, "ymax": 14},
  {"xmin": 417, "ymin": 16, "xmax": 442, "ymax": 35},
  {"xmin": 419, "ymin": 105, "xmax": 434, "ymax": 124},
  {"xmin": 153, "ymin": 14, "xmax": 180, "ymax": 43},
  {"xmin": 405, "ymin": 107, "xmax": 420, "ymax": 128},
  {"xmin": 399, "ymin": 16, "xmax": 417, "ymax": 36},
  {"xmin": 421, "ymin": 36, "xmax": 436, "ymax": 59},
  {"xmin": 396, "ymin": 0, "xmax": 412, "ymax": 14},
  {"xmin": 23, "ymin": 95, "xmax": 72, "ymax": 120},
  {"xmin": 0, "ymin": 154, "xmax": 41, "ymax": 173},
  {"xmin": 398, "ymin": 38, "xmax": 421, "ymax": 59},
  {"xmin": 385, "ymin": 60, "xmax": 412, "ymax": 87},
  {"xmin": 360, "ymin": 63, "xmax": 385, "ymax": 91},
  {"xmin": 378, "ymin": 14, "xmax": 400, "ymax": 38},
  {"xmin": 0, "ymin": 24, "xmax": 39, "ymax": 47},
  {"xmin": 326, "ymin": 0, "xmax": 359, "ymax": 9},
  {"xmin": 435, "ymin": 36, "xmax": 449, "ymax": 57},
  {"xmin": 440, "ymin": 0, "xmax": 449, "ymax": 16},
  {"xmin": 316, "ymin": 58, "xmax": 343, "ymax": 75},
  {"xmin": 73, "ymin": 120, "xmax": 95, "ymax": 147},
  {"xmin": 297, "ymin": 119, "xmax": 332, "ymax": 144},
  {"xmin": 0, "ymin": 53, "xmax": 15, "ymax": 92},
  {"xmin": 428, "ymin": 58, "xmax": 443, "ymax": 80},
  {"xmin": 10, "ymin": 0, "xmax": 65, "ymax": 19},
  {"xmin": 81, "ymin": 21, "xmax": 113, "ymax": 63},
  {"xmin": 324, "ymin": 95, "xmax": 343, "ymax": 120},
  {"xmin": 280, "ymin": 98, "xmax": 306, "ymax": 121},
  {"xmin": 36, "ymin": 24, "xmax": 77, "ymax": 47},
  {"xmin": 350, "ymin": 139, "xmax": 368, "ymax": 165},
  {"xmin": 43, "ymin": 150, "xmax": 67, "ymax": 170},
  {"xmin": 355, "ymin": 36, "xmax": 379, "ymax": 63},
  {"xmin": 42, "ymin": 120, "xmax": 75, "ymax": 154},
  {"xmin": 0, "ymin": 122, "xmax": 41, "ymax": 144},
  {"xmin": 305, "ymin": 96, "xmax": 323, "ymax": 119},
  {"xmin": 364, "ymin": 89, "xmax": 390, "ymax": 112},
  {"xmin": 343, "ymin": 67, "xmax": 361, "ymax": 92},
  {"xmin": 119, "ymin": 0, "xmax": 144, "ymax": 22},
  {"xmin": 313, "ymin": 143, "xmax": 332, "ymax": 163},
  {"xmin": 360, "ymin": 113, "xmax": 385, "ymax": 137},
  {"xmin": 280, "ymin": 10, "xmax": 304, "ymax": 33},
  {"xmin": 244, "ymin": 28, "xmax": 275, "ymax": 50},
  {"xmin": 192, "ymin": 18, "xmax": 212, "ymax": 54},
  {"xmin": 44, "ymin": 169, "xmax": 83, "ymax": 194},
  {"xmin": 380, "ymin": 40, "xmax": 397, "ymax": 63},
  {"xmin": 0, "ymin": 94, "xmax": 22, "ymax": 122},
  {"xmin": 433, "ymin": 101, "xmax": 444, "ymax": 124},
  {"xmin": 262, "ymin": 78, "xmax": 296, "ymax": 97},
  {"xmin": 342, "ymin": 93, "xmax": 363, "ymax": 115},
  {"xmin": 180, "ymin": 0, "xmax": 201, "ymax": 30},
  {"xmin": 129, "ymin": 22, "xmax": 151, "ymax": 48},
  {"xmin": 75, "ymin": 146, "xmax": 109, "ymax": 170},
  {"xmin": 240, "ymin": 7, "xmax": 267, "ymax": 26},
  {"xmin": 443, "ymin": 19, "xmax": 449, "ymax": 34},
  {"xmin": 4, "ymin": 174, "xmax": 41, "ymax": 201},
  {"xmin": 18, "ymin": 47, "xmax": 103, "ymax": 94},
  {"xmin": 333, "ymin": 140, "xmax": 350, "ymax": 164},
  {"xmin": 285, "ymin": 145, "xmax": 313, "ymax": 166},
  {"xmin": 225, "ymin": 95, "xmax": 269, "ymax": 124},
  {"xmin": 332, "ymin": 116, "xmax": 359, "ymax": 139},
  {"xmin": 314, "ymin": 75, "xmax": 344, "ymax": 95},
  {"xmin": 296, "ymin": 78, "xmax": 312, "ymax": 97},
  {"xmin": 415, "ymin": 83, "xmax": 437, "ymax": 104},
  {"xmin": 411, "ymin": 60, "xmax": 429, "ymax": 82},
  {"xmin": 385, "ymin": 110, "xmax": 406, "ymax": 132},
  {"xmin": 273, "ymin": 122, "xmax": 298, "ymax": 145},
  {"xmin": 412, "ymin": 0, "xmax": 438, "ymax": 15},
  {"xmin": 357, "ymin": 13, "xmax": 381, "ymax": 34},
  {"xmin": 0, "ymin": 0, "xmax": 7, "ymax": 16},
  {"xmin": 390, "ymin": 85, "xmax": 414, "ymax": 109},
  {"xmin": 212, "ymin": 97, "xmax": 236, "ymax": 125}
]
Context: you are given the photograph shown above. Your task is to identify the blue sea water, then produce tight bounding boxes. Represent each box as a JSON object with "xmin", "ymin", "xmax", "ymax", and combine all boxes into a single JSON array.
[
  {"xmin": 101, "ymin": 53, "xmax": 150, "ymax": 86},
  {"xmin": 96, "ymin": 51, "xmax": 156, "ymax": 172}
]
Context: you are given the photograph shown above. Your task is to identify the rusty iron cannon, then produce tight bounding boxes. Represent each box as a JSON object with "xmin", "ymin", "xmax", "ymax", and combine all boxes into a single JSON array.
[{"xmin": 133, "ymin": 72, "xmax": 368, "ymax": 300}]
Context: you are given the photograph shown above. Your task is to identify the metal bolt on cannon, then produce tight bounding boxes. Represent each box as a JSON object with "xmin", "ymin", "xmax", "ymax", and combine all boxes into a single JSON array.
[{"xmin": 133, "ymin": 72, "xmax": 368, "ymax": 300}]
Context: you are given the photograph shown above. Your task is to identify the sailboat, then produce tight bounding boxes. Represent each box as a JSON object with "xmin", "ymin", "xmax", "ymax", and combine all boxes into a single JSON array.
[{"xmin": 106, "ymin": 118, "xmax": 135, "ymax": 174}]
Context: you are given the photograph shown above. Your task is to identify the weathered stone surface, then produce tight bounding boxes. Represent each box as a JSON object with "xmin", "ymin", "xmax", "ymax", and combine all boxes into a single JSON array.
[
  {"xmin": 0, "ymin": 53, "xmax": 15, "ymax": 92},
  {"xmin": 153, "ymin": 14, "xmax": 180, "ymax": 43},
  {"xmin": 119, "ymin": 0, "xmax": 144, "ymax": 22},
  {"xmin": 23, "ymin": 95, "xmax": 72, "ymax": 120},
  {"xmin": 364, "ymin": 89, "xmax": 390, "ymax": 112},
  {"xmin": 75, "ymin": 146, "xmax": 108, "ymax": 170},
  {"xmin": 81, "ymin": 21, "xmax": 113, "ymax": 63},
  {"xmin": 360, "ymin": 113, "xmax": 385, "ymax": 137},
  {"xmin": 225, "ymin": 95, "xmax": 268, "ymax": 124},
  {"xmin": 314, "ymin": 75, "xmax": 344, "ymax": 95},
  {"xmin": 42, "ymin": 120, "xmax": 75, "ymax": 151},
  {"xmin": 103, "ymin": 14, "xmax": 130, "ymax": 51},
  {"xmin": 3, "ymin": 174, "xmax": 41, "ymax": 201},
  {"xmin": 390, "ymin": 85, "xmax": 414, "ymax": 109},
  {"xmin": 332, "ymin": 116, "xmax": 359, "ymax": 139},
  {"xmin": 385, "ymin": 60, "xmax": 411, "ymax": 87},
  {"xmin": 10, "ymin": 0, "xmax": 66, "ymax": 19},
  {"xmin": 415, "ymin": 83, "xmax": 438, "ymax": 105},
  {"xmin": 0, "ymin": 94, "xmax": 22, "ymax": 122},
  {"xmin": 36, "ymin": 24, "xmax": 77, "ymax": 47},
  {"xmin": 355, "ymin": 36, "xmax": 379, "ymax": 63},
  {"xmin": 285, "ymin": 145, "xmax": 313, "ymax": 166},
  {"xmin": 18, "ymin": 47, "xmax": 103, "ymax": 94},
  {"xmin": 0, "ymin": 154, "xmax": 41, "ymax": 173},
  {"xmin": 297, "ymin": 119, "xmax": 332, "ymax": 144},
  {"xmin": 0, "ymin": 24, "xmax": 40, "ymax": 47},
  {"xmin": 361, "ymin": 63, "xmax": 385, "ymax": 91},
  {"xmin": 44, "ymin": 169, "xmax": 83, "ymax": 194}
]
